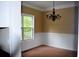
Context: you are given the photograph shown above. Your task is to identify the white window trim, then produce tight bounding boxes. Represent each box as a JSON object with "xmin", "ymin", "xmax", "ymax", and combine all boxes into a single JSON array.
[{"xmin": 22, "ymin": 13, "xmax": 34, "ymax": 40}]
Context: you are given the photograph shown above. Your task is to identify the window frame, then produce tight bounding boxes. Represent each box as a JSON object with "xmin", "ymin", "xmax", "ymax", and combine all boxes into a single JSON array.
[{"xmin": 22, "ymin": 13, "xmax": 34, "ymax": 40}]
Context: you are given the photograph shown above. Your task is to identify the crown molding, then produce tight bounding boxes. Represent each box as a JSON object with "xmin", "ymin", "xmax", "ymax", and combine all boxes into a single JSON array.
[
  {"xmin": 22, "ymin": 2, "xmax": 76, "ymax": 11},
  {"xmin": 22, "ymin": 2, "xmax": 44, "ymax": 11},
  {"xmin": 45, "ymin": 2, "xmax": 76, "ymax": 11}
]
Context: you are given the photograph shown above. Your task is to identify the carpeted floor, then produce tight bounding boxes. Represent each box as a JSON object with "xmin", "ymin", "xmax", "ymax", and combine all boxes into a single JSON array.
[{"xmin": 22, "ymin": 45, "xmax": 77, "ymax": 57}]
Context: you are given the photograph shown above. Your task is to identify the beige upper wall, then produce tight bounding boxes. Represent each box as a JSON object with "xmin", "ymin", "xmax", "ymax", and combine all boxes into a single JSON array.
[
  {"xmin": 22, "ymin": 6, "xmax": 43, "ymax": 32},
  {"xmin": 43, "ymin": 7, "xmax": 75, "ymax": 34},
  {"xmin": 22, "ymin": 6, "xmax": 75, "ymax": 34}
]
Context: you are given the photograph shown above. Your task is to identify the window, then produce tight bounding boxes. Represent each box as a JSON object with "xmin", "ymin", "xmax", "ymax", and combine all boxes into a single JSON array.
[{"xmin": 22, "ymin": 14, "xmax": 34, "ymax": 40}]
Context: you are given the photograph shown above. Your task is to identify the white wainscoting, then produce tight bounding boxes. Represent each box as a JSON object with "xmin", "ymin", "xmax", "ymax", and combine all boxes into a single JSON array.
[
  {"xmin": 21, "ymin": 33, "xmax": 77, "ymax": 51},
  {"xmin": 0, "ymin": 28, "xmax": 9, "ymax": 53},
  {"xmin": 21, "ymin": 33, "xmax": 43, "ymax": 51},
  {"xmin": 42, "ymin": 33, "xmax": 77, "ymax": 51}
]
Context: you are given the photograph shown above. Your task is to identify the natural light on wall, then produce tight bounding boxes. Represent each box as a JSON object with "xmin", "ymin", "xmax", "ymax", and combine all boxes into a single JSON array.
[{"xmin": 22, "ymin": 14, "xmax": 34, "ymax": 40}]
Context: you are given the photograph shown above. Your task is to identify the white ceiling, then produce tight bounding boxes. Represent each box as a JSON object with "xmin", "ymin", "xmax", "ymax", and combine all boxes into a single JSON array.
[{"xmin": 22, "ymin": 1, "xmax": 75, "ymax": 11}]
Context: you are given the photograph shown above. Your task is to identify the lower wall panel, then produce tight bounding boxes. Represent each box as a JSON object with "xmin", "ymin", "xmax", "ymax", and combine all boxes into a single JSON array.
[
  {"xmin": 42, "ymin": 33, "xmax": 77, "ymax": 51},
  {"xmin": 21, "ymin": 33, "xmax": 43, "ymax": 51},
  {"xmin": 0, "ymin": 28, "xmax": 10, "ymax": 53},
  {"xmin": 21, "ymin": 33, "xmax": 77, "ymax": 51}
]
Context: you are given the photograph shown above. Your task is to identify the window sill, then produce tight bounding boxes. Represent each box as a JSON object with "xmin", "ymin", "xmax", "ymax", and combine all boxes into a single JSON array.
[{"xmin": 22, "ymin": 38, "xmax": 32, "ymax": 40}]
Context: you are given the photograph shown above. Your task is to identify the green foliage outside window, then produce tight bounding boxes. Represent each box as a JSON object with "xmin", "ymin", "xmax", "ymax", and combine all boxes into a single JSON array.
[{"xmin": 23, "ymin": 16, "xmax": 33, "ymax": 39}]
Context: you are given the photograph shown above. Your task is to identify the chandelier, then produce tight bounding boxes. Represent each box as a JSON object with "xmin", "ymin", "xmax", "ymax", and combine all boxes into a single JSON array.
[{"xmin": 46, "ymin": 1, "xmax": 61, "ymax": 21}]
